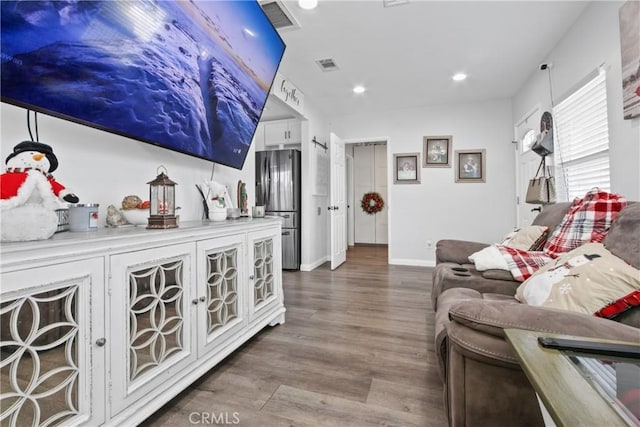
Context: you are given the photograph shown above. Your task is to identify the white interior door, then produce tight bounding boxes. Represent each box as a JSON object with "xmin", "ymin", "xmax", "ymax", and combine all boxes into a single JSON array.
[
  {"xmin": 346, "ymin": 153, "xmax": 355, "ymax": 247},
  {"xmin": 515, "ymin": 106, "xmax": 544, "ymax": 227},
  {"xmin": 329, "ymin": 132, "xmax": 347, "ymax": 270}
]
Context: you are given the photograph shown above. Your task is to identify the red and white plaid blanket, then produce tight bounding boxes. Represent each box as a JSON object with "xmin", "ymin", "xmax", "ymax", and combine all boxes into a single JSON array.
[
  {"xmin": 497, "ymin": 189, "xmax": 627, "ymax": 282},
  {"xmin": 543, "ymin": 189, "xmax": 627, "ymax": 258},
  {"xmin": 497, "ymin": 246, "xmax": 555, "ymax": 282}
]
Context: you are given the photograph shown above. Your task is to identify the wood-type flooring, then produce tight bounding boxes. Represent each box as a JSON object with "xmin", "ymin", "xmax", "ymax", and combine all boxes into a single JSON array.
[{"xmin": 142, "ymin": 245, "xmax": 445, "ymax": 426}]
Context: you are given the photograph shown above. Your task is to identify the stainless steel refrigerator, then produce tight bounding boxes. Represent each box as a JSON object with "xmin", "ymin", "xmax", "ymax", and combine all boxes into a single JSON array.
[{"xmin": 255, "ymin": 149, "xmax": 301, "ymax": 270}]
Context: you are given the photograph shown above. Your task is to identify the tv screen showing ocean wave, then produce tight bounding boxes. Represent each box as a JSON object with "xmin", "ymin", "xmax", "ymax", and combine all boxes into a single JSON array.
[{"xmin": 1, "ymin": 0, "xmax": 285, "ymax": 169}]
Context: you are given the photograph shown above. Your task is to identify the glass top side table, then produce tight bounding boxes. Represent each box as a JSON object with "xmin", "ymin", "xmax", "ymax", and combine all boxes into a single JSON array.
[{"xmin": 505, "ymin": 329, "xmax": 639, "ymax": 427}]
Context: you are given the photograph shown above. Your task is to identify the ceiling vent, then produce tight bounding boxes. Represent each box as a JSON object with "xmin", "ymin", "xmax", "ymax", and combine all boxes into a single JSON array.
[
  {"xmin": 383, "ymin": 0, "xmax": 410, "ymax": 7},
  {"xmin": 315, "ymin": 58, "xmax": 339, "ymax": 72},
  {"xmin": 260, "ymin": 0, "xmax": 300, "ymax": 30}
]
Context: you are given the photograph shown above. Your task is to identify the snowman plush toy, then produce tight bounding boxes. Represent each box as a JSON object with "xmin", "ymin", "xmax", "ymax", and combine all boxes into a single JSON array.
[{"xmin": 0, "ymin": 141, "xmax": 79, "ymax": 241}]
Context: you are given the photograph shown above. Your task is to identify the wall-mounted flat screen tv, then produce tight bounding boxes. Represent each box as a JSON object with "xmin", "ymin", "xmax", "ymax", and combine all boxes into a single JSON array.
[{"xmin": 1, "ymin": 0, "xmax": 285, "ymax": 170}]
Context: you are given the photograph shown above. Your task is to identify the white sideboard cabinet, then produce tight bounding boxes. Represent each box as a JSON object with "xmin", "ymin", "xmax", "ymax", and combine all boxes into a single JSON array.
[{"xmin": 0, "ymin": 218, "xmax": 284, "ymax": 427}]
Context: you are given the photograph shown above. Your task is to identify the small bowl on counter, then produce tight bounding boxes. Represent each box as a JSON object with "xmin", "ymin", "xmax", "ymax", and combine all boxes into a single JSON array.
[{"xmin": 121, "ymin": 208, "xmax": 149, "ymax": 226}]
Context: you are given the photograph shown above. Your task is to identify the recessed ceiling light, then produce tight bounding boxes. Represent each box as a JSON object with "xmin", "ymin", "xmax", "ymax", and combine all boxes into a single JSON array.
[
  {"xmin": 452, "ymin": 73, "xmax": 467, "ymax": 81},
  {"xmin": 298, "ymin": 0, "xmax": 318, "ymax": 10},
  {"xmin": 353, "ymin": 85, "xmax": 366, "ymax": 94}
]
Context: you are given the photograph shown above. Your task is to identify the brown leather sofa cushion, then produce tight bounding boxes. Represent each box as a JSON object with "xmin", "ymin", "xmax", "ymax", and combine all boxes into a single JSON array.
[
  {"xmin": 531, "ymin": 202, "xmax": 573, "ymax": 230},
  {"xmin": 481, "ymin": 269, "xmax": 513, "ymax": 281},
  {"xmin": 435, "ymin": 240, "xmax": 489, "ymax": 265},
  {"xmin": 603, "ymin": 202, "xmax": 640, "ymax": 268}
]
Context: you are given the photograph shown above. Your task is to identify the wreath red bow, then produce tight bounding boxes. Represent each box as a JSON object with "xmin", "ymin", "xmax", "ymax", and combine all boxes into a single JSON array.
[{"xmin": 361, "ymin": 192, "xmax": 384, "ymax": 214}]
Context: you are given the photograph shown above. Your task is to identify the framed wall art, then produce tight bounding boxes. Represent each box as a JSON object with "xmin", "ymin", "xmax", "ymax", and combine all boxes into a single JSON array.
[
  {"xmin": 423, "ymin": 135, "xmax": 452, "ymax": 167},
  {"xmin": 455, "ymin": 149, "xmax": 486, "ymax": 183},
  {"xmin": 393, "ymin": 152, "xmax": 421, "ymax": 184},
  {"xmin": 619, "ymin": 0, "xmax": 640, "ymax": 119}
]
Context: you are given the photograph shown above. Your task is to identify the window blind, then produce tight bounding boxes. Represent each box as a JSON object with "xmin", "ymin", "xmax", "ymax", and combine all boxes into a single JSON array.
[{"xmin": 553, "ymin": 71, "xmax": 610, "ymax": 201}]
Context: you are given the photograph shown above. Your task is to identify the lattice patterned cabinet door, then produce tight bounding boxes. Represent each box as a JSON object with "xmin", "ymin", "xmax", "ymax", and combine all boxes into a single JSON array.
[
  {"xmin": 206, "ymin": 248, "xmax": 239, "ymax": 332},
  {"xmin": 253, "ymin": 238, "xmax": 275, "ymax": 307},
  {"xmin": 109, "ymin": 244, "xmax": 196, "ymax": 416},
  {"xmin": 248, "ymin": 228, "xmax": 281, "ymax": 322},
  {"xmin": 196, "ymin": 235, "xmax": 246, "ymax": 357},
  {"xmin": 0, "ymin": 258, "xmax": 105, "ymax": 427}
]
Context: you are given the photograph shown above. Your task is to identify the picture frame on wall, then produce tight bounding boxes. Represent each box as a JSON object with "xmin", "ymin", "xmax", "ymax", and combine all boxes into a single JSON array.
[
  {"xmin": 455, "ymin": 149, "xmax": 486, "ymax": 183},
  {"xmin": 422, "ymin": 135, "xmax": 452, "ymax": 167},
  {"xmin": 619, "ymin": 0, "xmax": 640, "ymax": 119},
  {"xmin": 393, "ymin": 153, "xmax": 421, "ymax": 184}
]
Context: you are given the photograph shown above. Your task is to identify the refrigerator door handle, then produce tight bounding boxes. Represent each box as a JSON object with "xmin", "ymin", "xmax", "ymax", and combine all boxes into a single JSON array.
[{"xmin": 264, "ymin": 154, "xmax": 271, "ymax": 208}]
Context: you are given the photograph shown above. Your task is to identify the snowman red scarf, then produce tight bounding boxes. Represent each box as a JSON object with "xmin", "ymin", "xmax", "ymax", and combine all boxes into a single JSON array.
[{"xmin": 0, "ymin": 169, "xmax": 69, "ymax": 210}]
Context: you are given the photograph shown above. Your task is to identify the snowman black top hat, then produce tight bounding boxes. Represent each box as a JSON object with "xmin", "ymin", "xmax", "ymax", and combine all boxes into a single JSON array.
[{"xmin": 5, "ymin": 141, "xmax": 59, "ymax": 173}]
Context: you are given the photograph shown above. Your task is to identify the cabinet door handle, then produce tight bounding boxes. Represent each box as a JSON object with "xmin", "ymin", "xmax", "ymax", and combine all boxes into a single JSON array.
[
  {"xmin": 96, "ymin": 338, "xmax": 106, "ymax": 347},
  {"xmin": 192, "ymin": 298, "xmax": 199, "ymax": 305},
  {"xmin": 249, "ymin": 275, "xmax": 254, "ymax": 280},
  {"xmin": 282, "ymin": 231, "xmax": 291, "ymax": 236},
  {"xmin": 199, "ymin": 296, "xmax": 206, "ymax": 302}
]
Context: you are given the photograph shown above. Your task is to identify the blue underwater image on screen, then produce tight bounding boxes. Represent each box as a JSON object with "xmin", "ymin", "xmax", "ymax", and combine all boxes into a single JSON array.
[{"xmin": 0, "ymin": 0, "xmax": 285, "ymax": 169}]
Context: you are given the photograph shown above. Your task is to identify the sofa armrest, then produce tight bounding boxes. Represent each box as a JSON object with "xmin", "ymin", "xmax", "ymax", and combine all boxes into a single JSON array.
[
  {"xmin": 436, "ymin": 239, "xmax": 489, "ymax": 265},
  {"xmin": 448, "ymin": 299, "xmax": 640, "ymax": 342},
  {"xmin": 443, "ymin": 299, "xmax": 640, "ymax": 374}
]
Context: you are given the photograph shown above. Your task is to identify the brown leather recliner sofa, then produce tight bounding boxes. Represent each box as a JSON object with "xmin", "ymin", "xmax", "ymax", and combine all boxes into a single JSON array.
[
  {"xmin": 432, "ymin": 202, "xmax": 640, "ymax": 427},
  {"xmin": 431, "ymin": 202, "xmax": 572, "ymax": 310}
]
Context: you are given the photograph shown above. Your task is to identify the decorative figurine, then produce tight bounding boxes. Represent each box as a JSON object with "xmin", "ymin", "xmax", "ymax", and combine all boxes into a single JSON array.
[
  {"xmin": 238, "ymin": 180, "xmax": 248, "ymax": 215},
  {"xmin": 0, "ymin": 141, "xmax": 79, "ymax": 241}
]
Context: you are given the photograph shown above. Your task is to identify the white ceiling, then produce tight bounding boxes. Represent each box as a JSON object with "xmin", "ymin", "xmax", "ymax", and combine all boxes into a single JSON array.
[{"xmin": 261, "ymin": 0, "xmax": 590, "ymax": 121}]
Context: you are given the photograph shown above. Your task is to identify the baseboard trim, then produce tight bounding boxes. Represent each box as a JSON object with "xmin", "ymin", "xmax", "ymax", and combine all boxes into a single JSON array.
[
  {"xmin": 300, "ymin": 256, "xmax": 329, "ymax": 271},
  {"xmin": 389, "ymin": 258, "xmax": 436, "ymax": 267}
]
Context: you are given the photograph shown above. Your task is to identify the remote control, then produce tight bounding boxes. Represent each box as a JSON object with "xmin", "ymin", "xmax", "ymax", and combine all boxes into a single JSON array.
[{"xmin": 537, "ymin": 336, "xmax": 640, "ymax": 359}]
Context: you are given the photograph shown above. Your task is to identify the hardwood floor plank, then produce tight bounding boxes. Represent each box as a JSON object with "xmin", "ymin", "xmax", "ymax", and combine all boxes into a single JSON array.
[
  {"xmin": 143, "ymin": 246, "xmax": 446, "ymax": 426},
  {"xmin": 366, "ymin": 378, "xmax": 445, "ymax": 421},
  {"xmin": 193, "ymin": 371, "xmax": 281, "ymax": 410},
  {"xmin": 144, "ymin": 386, "xmax": 313, "ymax": 427},
  {"xmin": 261, "ymin": 384, "xmax": 425, "ymax": 427},
  {"xmin": 224, "ymin": 348, "xmax": 373, "ymax": 402}
]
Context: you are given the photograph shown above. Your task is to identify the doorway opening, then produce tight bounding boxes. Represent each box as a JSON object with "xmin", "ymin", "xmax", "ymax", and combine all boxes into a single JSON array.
[{"xmin": 345, "ymin": 139, "xmax": 389, "ymax": 249}]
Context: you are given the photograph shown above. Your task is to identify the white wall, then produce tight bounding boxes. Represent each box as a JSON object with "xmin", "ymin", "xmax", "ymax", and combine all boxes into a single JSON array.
[
  {"xmin": 0, "ymin": 103, "xmax": 255, "ymax": 225},
  {"xmin": 299, "ymin": 102, "xmax": 330, "ymax": 271},
  {"xmin": 330, "ymin": 98, "xmax": 515, "ymax": 266},
  {"xmin": 513, "ymin": 1, "xmax": 640, "ymax": 201}
]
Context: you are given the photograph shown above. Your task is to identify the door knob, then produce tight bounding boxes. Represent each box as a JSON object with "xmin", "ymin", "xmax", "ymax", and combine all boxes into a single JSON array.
[
  {"xmin": 199, "ymin": 296, "xmax": 206, "ymax": 302},
  {"xmin": 192, "ymin": 298, "xmax": 199, "ymax": 305},
  {"xmin": 96, "ymin": 338, "xmax": 106, "ymax": 347}
]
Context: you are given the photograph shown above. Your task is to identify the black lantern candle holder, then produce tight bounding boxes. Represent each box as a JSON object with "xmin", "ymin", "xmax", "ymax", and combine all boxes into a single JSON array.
[{"xmin": 147, "ymin": 165, "xmax": 178, "ymax": 229}]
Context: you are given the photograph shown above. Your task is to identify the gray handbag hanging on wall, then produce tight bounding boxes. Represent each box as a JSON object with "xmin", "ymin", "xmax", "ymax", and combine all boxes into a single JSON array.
[{"xmin": 526, "ymin": 157, "xmax": 556, "ymax": 205}]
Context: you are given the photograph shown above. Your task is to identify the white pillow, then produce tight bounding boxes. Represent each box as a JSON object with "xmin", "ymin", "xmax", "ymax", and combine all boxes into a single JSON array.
[
  {"xmin": 469, "ymin": 245, "xmax": 509, "ymax": 271},
  {"xmin": 515, "ymin": 243, "xmax": 640, "ymax": 314},
  {"xmin": 499, "ymin": 225, "xmax": 548, "ymax": 251}
]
